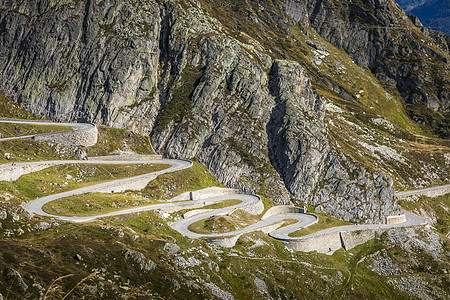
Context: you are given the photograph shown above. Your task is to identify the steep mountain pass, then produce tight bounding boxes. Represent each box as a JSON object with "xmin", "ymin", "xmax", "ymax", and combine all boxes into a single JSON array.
[
  {"xmin": 0, "ymin": 120, "xmax": 448, "ymax": 299},
  {"xmin": 0, "ymin": 0, "xmax": 448, "ymax": 225},
  {"xmin": 0, "ymin": 119, "xmax": 428, "ymax": 256}
]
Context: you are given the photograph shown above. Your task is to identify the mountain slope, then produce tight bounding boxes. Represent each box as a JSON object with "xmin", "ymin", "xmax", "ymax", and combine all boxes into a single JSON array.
[{"xmin": 0, "ymin": 0, "xmax": 448, "ymax": 223}]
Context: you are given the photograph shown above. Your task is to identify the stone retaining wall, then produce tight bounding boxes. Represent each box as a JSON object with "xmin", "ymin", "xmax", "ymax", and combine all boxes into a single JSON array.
[
  {"xmin": 284, "ymin": 232, "xmax": 342, "ymax": 254},
  {"xmin": 241, "ymin": 196, "xmax": 264, "ymax": 215},
  {"xmin": 182, "ymin": 209, "xmax": 215, "ymax": 219},
  {"xmin": 0, "ymin": 164, "xmax": 55, "ymax": 181},
  {"xmin": 285, "ymin": 228, "xmax": 387, "ymax": 254},
  {"xmin": 262, "ymin": 206, "xmax": 306, "ymax": 219},
  {"xmin": 162, "ymin": 202, "xmax": 208, "ymax": 214},
  {"xmin": 395, "ymin": 185, "xmax": 450, "ymax": 199},
  {"xmin": 386, "ymin": 214, "xmax": 406, "ymax": 225},
  {"xmin": 88, "ymin": 154, "xmax": 163, "ymax": 161},
  {"xmin": 421, "ymin": 186, "xmax": 450, "ymax": 197},
  {"xmin": 168, "ymin": 187, "xmax": 239, "ymax": 202},
  {"xmin": 340, "ymin": 229, "xmax": 384, "ymax": 250},
  {"xmin": 34, "ymin": 125, "xmax": 98, "ymax": 147},
  {"xmin": 189, "ymin": 187, "xmax": 240, "ymax": 201},
  {"xmin": 92, "ymin": 175, "xmax": 156, "ymax": 194},
  {"xmin": 206, "ymin": 235, "xmax": 241, "ymax": 248}
]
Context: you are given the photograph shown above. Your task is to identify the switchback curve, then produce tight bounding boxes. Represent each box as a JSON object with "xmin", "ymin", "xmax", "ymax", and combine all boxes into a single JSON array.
[{"xmin": 0, "ymin": 119, "xmax": 428, "ymax": 250}]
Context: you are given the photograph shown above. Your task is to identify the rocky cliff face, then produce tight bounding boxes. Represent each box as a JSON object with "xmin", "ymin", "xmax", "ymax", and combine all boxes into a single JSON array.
[
  {"xmin": 285, "ymin": 0, "xmax": 449, "ymax": 114},
  {"xmin": 0, "ymin": 0, "xmax": 448, "ymax": 223}
]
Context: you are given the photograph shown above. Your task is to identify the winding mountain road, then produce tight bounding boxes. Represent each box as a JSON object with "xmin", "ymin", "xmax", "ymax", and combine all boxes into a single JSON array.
[
  {"xmin": 395, "ymin": 184, "xmax": 450, "ymax": 198},
  {"xmin": 0, "ymin": 119, "xmax": 429, "ymax": 247},
  {"xmin": 0, "ymin": 119, "xmax": 94, "ymax": 141}
]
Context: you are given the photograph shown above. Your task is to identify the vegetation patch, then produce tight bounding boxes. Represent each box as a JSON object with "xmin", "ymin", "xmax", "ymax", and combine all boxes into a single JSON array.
[
  {"xmin": 42, "ymin": 192, "xmax": 161, "ymax": 217},
  {"xmin": 406, "ymin": 103, "xmax": 450, "ymax": 139},
  {"xmin": 83, "ymin": 125, "xmax": 155, "ymax": 156},
  {"xmin": 141, "ymin": 161, "xmax": 222, "ymax": 200},
  {"xmin": 0, "ymin": 163, "xmax": 169, "ymax": 203},
  {"xmin": 289, "ymin": 212, "xmax": 353, "ymax": 237},
  {"xmin": 152, "ymin": 64, "xmax": 203, "ymax": 138},
  {"xmin": 0, "ymin": 138, "xmax": 77, "ymax": 164},
  {"xmin": 0, "ymin": 93, "xmax": 35, "ymax": 119},
  {"xmin": 189, "ymin": 215, "xmax": 238, "ymax": 234},
  {"xmin": 399, "ymin": 193, "xmax": 450, "ymax": 236},
  {"xmin": 0, "ymin": 122, "xmax": 73, "ymax": 138}
]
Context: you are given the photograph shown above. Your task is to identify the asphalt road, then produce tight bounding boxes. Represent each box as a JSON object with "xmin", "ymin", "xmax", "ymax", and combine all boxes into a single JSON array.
[
  {"xmin": 22, "ymin": 158, "xmax": 193, "ymax": 219},
  {"xmin": 0, "ymin": 119, "xmax": 94, "ymax": 141},
  {"xmin": 271, "ymin": 211, "xmax": 426, "ymax": 241},
  {"xmin": 395, "ymin": 184, "xmax": 450, "ymax": 198},
  {"xmin": 1, "ymin": 119, "xmax": 429, "ymax": 241}
]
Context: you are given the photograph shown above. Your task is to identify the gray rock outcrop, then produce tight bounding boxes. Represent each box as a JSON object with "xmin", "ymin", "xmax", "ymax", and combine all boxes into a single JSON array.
[
  {"xmin": 285, "ymin": 0, "xmax": 449, "ymax": 114},
  {"xmin": 4, "ymin": 268, "xmax": 28, "ymax": 291},
  {"xmin": 124, "ymin": 249, "xmax": 156, "ymax": 272},
  {"xmin": 1, "ymin": 0, "xmax": 441, "ymax": 222}
]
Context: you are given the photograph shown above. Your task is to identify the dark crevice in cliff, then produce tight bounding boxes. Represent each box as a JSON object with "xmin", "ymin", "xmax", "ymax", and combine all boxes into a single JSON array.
[{"xmin": 266, "ymin": 62, "xmax": 287, "ymax": 185}]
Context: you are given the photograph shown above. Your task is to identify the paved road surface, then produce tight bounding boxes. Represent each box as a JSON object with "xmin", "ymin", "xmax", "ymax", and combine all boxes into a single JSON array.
[
  {"xmin": 1, "ymin": 119, "xmax": 429, "ymax": 242},
  {"xmin": 0, "ymin": 119, "xmax": 94, "ymax": 141},
  {"xmin": 395, "ymin": 184, "xmax": 450, "ymax": 198}
]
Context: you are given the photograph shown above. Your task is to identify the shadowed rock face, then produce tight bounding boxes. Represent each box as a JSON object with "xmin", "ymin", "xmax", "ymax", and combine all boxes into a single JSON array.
[
  {"xmin": 0, "ymin": 0, "xmax": 162, "ymax": 132},
  {"xmin": 1, "ymin": 0, "xmax": 447, "ymax": 222},
  {"xmin": 284, "ymin": 0, "xmax": 449, "ymax": 114}
]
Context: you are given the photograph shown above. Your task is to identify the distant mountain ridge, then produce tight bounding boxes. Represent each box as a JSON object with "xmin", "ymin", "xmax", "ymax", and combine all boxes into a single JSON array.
[
  {"xmin": 395, "ymin": 0, "xmax": 428, "ymax": 12},
  {"xmin": 396, "ymin": 0, "xmax": 450, "ymax": 34}
]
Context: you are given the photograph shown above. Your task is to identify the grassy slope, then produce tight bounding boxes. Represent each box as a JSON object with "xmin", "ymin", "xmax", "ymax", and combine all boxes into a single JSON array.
[
  {"xmin": 40, "ymin": 161, "xmax": 219, "ymax": 217},
  {"xmin": 0, "ymin": 123, "xmax": 73, "ymax": 138},
  {"xmin": 43, "ymin": 192, "xmax": 162, "ymax": 217},
  {"xmin": 289, "ymin": 212, "xmax": 353, "ymax": 237},
  {"xmin": 399, "ymin": 193, "xmax": 450, "ymax": 236},
  {"xmin": 0, "ymin": 93, "xmax": 35, "ymax": 119},
  {"xmin": 141, "ymin": 161, "xmax": 222, "ymax": 200},
  {"xmin": 0, "ymin": 163, "xmax": 169, "ymax": 204},
  {"xmin": 83, "ymin": 125, "xmax": 156, "ymax": 156},
  {"xmin": 2, "ymin": 201, "xmax": 448, "ymax": 299}
]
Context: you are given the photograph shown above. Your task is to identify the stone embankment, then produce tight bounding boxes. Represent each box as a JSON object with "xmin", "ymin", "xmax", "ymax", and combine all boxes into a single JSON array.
[
  {"xmin": 386, "ymin": 214, "xmax": 406, "ymax": 225},
  {"xmin": 34, "ymin": 124, "xmax": 97, "ymax": 147},
  {"xmin": 262, "ymin": 206, "xmax": 306, "ymax": 219},
  {"xmin": 284, "ymin": 229, "xmax": 384, "ymax": 254},
  {"xmin": 0, "ymin": 163, "xmax": 55, "ymax": 181},
  {"xmin": 0, "ymin": 119, "xmax": 98, "ymax": 147},
  {"xmin": 2, "ymin": 120, "xmax": 430, "ymax": 254},
  {"xmin": 279, "ymin": 212, "xmax": 426, "ymax": 254},
  {"xmin": 395, "ymin": 184, "xmax": 450, "ymax": 199},
  {"xmin": 92, "ymin": 175, "xmax": 157, "ymax": 194}
]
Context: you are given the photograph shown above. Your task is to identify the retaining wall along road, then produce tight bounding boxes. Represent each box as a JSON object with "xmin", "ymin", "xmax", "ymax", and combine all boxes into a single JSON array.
[
  {"xmin": 34, "ymin": 124, "xmax": 98, "ymax": 147},
  {"xmin": 0, "ymin": 163, "xmax": 54, "ymax": 181},
  {"xmin": 0, "ymin": 119, "xmax": 98, "ymax": 147},
  {"xmin": 386, "ymin": 214, "xmax": 406, "ymax": 224},
  {"xmin": 395, "ymin": 184, "xmax": 450, "ymax": 199},
  {"xmin": 189, "ymin": 187, "xmax": 240, "ymax": 201},
  {"xmin": 340, "ymin": 229, "xmax": 384, "ymax": 250},
  {"xmin": 92, "ymin": 175, "xmax": 157, "ymax": 193},
  {"xmin": 206, "ymin": 235, "xmax": 242, "ymax": 248},
  {"xmin": 262, "ymin": 206, "xmax": 306, "ymax": 219},
  {"xmin": 285, "ymin": 227, "xmax": 389, "ymax": 254},
  {"xmin": 285, "ymin": 232, "xmax": 343, "ymax": 254}
]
